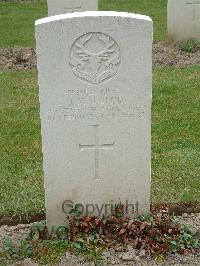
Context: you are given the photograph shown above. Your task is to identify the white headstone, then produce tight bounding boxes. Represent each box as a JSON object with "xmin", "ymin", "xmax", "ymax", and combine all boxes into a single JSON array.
[
  {"xmin": 47, "ymin": 0, "xmax": 98, "ymax": 16},
  {"xmin": 168, "ymin": 0, "xmax": 200, "ymax": 42},
  {"xmin": 35, "ymin": 12, "xmax": 152, "ymax": 229}
]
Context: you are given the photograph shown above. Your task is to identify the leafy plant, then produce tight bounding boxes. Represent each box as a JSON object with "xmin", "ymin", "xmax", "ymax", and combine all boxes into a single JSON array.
[
  {"xmin": 73, "ymin": 239, "xmax": 87, "ymax": 252},
  {"xmin": 179, "ymin": 39, "xmax": 200, "ymax": 53},
  {"xmin": 170, "ymin": 223, "xmax": 199, "ymax": 253},
  {"xmin": 32, "ymin": 239, "xmax": 69, "ymax": 265},
  {"xmin": 2, "ymin": 237, "xmax": 32, "ymax": 260},
  {"xmin": 55, "ymin": 225, "xmax": 70, "ymax": 240},
  {"xmin": 170, "ymin": 231, "xmax": 199, "ymax": 253},
  {"xmin": 71, "ymin": 235, "xmax": 104, "ymax": 264},
  {"xmin": 137, "ymin": 212, "xmax": 153, "ymax": 223},
  {"xmin": 30, "ymin": 221, "xmax": 47, "ymax": 241}
]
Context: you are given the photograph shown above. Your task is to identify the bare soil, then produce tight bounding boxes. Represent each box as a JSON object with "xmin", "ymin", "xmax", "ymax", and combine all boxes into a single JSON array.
[
  {"xmin": 1, "ymin": 203, "xmax": 200, "ymax": 227},
  {"xmin": 0, "ymin": 42, "xmax": 200, "ymax": 71},
  {"xmin": 153, "ymin": 42, "xmax": 200, "ymax": 67},
  {"xmin": 0, "ymin": 48, "xmax": 36, "ymax": 71}
]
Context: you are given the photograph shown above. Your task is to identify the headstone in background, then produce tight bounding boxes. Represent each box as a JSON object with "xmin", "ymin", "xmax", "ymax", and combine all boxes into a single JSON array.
[
  {"xmin": 35, "ymin": 11, "xmax": 152, "ymax": 229},
  {"xmin": 47, "ymin": 0, "xmax": 98, "ymax": 16},
  {"xmin": 168, "ymin": 0, "xmax": 200, "ymax": 42}
]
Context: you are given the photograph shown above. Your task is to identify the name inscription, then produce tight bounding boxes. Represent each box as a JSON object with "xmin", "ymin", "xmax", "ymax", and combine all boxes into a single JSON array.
[{"xmin": 47, "ymin": 88, "xmax": 148, "ymax": 121}]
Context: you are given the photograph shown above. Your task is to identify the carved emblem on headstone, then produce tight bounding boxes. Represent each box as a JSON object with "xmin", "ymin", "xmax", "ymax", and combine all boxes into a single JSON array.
[{"xmin": 69, "ymin": 32, "xmax": 121, "ymax": 84}]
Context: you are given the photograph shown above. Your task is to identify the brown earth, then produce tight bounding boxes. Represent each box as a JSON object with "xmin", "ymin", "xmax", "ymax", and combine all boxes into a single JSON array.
[
  {"xmin": 1, "ymin": 202, "xmax": 200, "ymax": 227},
  {"xmin": 0, "ymin": 48, "xmax": 37, "ymax": 71},
  {"xmin": 153, "ymin": 42, "xmax": 200, "ymax": 67},
  {"xmin": 0, "ymin": 42, "xmax": 200, "ymax": 71}
]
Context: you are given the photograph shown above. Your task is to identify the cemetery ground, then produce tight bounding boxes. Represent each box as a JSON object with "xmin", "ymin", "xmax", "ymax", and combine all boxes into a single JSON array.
[
  {"xmin": 0, "ymin": 0, "xmax": 200, "ymax": 265},
  {"xmin": 0, "ymin": 67, "xmax": 200, "ymax": 220}
]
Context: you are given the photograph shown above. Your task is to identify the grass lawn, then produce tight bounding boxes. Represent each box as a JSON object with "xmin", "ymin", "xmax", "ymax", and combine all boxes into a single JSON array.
[
  {"xmin": 0, "ymin": 0, "xmax": 167, "ymax": 47},
  {"xmin": 0, "ymin": 71, "xmax": 44, "ymax": 218},
  {"xmin": 0, "ymin": 66, "xmax": 199, "ymax": 218},
  {"xmin": 152, "ymin": 66, "xmax": 200, "ymax": 203},
  {"xmin": 0, "ymin": 1, "xmax": 47, "ymax": 48}
]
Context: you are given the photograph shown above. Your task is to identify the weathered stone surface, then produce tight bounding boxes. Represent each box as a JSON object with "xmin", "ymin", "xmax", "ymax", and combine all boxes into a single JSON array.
[
  {"xmin": 35, "ymin": 11, "xmax": 152, "ymax": 229},
  {"xmin": 47, "ymin": 0, "xmax": 98, "ymax": 16},
  {"xmin": 168, "ymin": 0, "xmax": 200, "ymax": 42}
]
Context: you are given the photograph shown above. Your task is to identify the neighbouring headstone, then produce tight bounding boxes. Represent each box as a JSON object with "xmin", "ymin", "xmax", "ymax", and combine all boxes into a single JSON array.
[
  {"xmin": 35, "ymin": 11, "xmax": 152, "ymax": 229},
  {"xmin": 168, "ymin": 0, "xmax": 200, "ymax": 42},
  {"xmin": 47, "ymin": 0, "xmax": 98, "ymax": 16}
]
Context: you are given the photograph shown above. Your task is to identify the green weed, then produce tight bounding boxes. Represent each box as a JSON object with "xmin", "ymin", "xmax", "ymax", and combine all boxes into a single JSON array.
[{"xmin": 179, "ymin": 39, "xmax": 200, "ymax": 53}]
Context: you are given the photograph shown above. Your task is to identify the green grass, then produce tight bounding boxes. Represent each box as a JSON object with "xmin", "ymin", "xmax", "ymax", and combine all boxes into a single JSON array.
[
  {"xmin": 0, "ymin": 0, "xmax": 166, "ymax": 47},
  {"xmin": 0, "ymin": 71, "xmax": 44, "ymax": 218},
  {"xmin": 152, "ymin": 66, "xmax": 200, "ymax": 203},
  {"xmin": 0, "ymin": 2, "xmax": 47, "ymax": 47},
  {"xmin": 0, "ymin": 66, "xmax": 199, "ymax": 218}
]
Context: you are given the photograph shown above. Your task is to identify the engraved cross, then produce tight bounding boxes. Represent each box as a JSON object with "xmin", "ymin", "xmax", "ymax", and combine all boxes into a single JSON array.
[
  {"xmin": 64, "ymin": 0, "xmax": 82, "ymax": 12},
  {"xmin": 186, "ymin": 1, "xmax": 200, "ymax": 21},
  {"xmin": 79, "ymin": 125, "xmax": 115, "ymax": 181}
]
